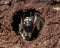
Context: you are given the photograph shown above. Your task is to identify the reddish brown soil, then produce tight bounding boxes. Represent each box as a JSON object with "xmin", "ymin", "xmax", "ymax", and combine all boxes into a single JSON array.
[{"xmin": 0, "ymin": 0, "xmax": 60, "ymax": 48}]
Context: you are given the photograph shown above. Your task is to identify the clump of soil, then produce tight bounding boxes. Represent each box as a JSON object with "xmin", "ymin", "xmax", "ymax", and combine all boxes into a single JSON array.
[{"xmin": 0, "ymin": 0, "xmax": 60, "ymax": 48}]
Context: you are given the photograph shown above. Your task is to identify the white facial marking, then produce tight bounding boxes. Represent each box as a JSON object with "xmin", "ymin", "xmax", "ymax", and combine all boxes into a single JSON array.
[
  {"xmin": 24, "ymin": 17, "xmax": 32, "ymax": 22},
  {"xmin": 21, "ymin": 34, "xmax": 25, "ymax": 39}
]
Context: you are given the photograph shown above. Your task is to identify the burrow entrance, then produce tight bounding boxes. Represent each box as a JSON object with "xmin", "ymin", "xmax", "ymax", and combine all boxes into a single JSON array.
[{"xmin": 11, "ymin": 9, "xmax": 45, "ymax": 41}]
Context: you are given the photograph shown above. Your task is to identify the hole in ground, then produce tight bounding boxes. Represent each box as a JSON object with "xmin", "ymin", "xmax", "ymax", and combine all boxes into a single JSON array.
[
  {"xmin": 11, "ymin": 9, "xmax": 44, "ymax": 41},
  {"xmin": 11, "ymin": 9, "xmax": 39, "ymax": 33}
]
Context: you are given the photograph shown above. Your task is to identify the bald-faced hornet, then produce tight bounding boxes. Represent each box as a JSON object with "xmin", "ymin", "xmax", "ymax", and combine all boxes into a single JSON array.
[{"xmin": 19, "ymin": 13, "xmax": 44, "ymax": 40}]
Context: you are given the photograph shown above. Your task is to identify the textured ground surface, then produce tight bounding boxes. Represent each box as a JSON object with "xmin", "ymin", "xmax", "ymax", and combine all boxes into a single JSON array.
[{"xmin": 0, "ymin": 0, "xmax": 60, "ymax": 48}]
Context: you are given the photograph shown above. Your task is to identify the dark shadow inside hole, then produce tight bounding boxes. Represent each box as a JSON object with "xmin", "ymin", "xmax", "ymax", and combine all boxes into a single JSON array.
[
  {"xmin": 23, "ymin": 9, "xmax": 40, "ymax": 18},
  {"xmin": 29, "ymin": 27, "xmax": 39, "ymax": 41},
  {"xmin": 11, "ymin": 10, "xmax": 23, "ymax": 33},
  {"xmin": 8, "ymin": 1, "xmax": 12, "ymax": 6}
]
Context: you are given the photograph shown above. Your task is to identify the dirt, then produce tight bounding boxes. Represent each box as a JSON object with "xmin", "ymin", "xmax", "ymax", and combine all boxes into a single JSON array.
[{"xmin": 0, "ymin": 0, "xmax": 60, "ymax": 48}]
